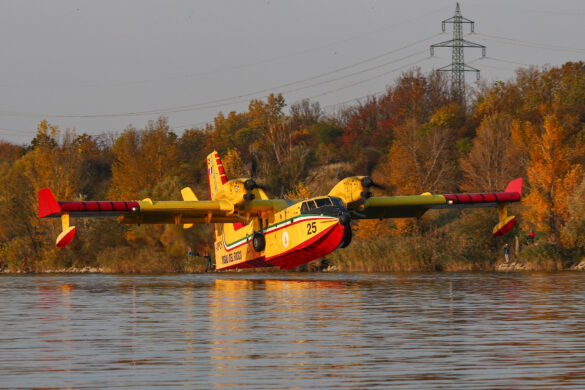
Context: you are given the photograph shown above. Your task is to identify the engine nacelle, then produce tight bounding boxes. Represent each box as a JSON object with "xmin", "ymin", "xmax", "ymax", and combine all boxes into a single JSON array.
[
  {"xmin": 214, "ymin": 178, "xmax": 269, "ymax": 205},
  {"xmin": 328, "ymin": 176, "xmax": 369, "ymax": 210}
]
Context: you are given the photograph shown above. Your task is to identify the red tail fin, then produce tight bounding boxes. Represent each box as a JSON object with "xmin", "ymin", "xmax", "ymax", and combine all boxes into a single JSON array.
[{"xmin": 38, "ymin": 188, "xmax": 61, "ymax": 218}]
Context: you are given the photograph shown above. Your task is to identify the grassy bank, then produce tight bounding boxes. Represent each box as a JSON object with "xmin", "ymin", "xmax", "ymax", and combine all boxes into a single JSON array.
[
  {"xmin": 3, "ymin": 240, "xmax": 581, "ymax": 274},
  {"xmin": 325, "ymin": 237, "xmax": 582, "ymax": 272}
]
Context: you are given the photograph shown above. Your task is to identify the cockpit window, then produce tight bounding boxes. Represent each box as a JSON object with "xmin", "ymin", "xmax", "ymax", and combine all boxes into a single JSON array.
[
  {"xmin": 331, "ymin": 197, "xmax": 344, "ymax": 208},
  {"xmin": 314, "ymin": 198, "xmax": 332, "ymax": 208},
  {"xmin": 300, "ymin": 200, "xmax": 317, "ymax": 214}
]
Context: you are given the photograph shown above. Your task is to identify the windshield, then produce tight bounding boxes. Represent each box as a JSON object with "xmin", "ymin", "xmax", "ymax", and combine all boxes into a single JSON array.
[
  {"xmin": 331, "ymin": 197, "xmax": 345, "ymax": 209},
  {"xmin": 314, "ymin": 198, "xmax": 333, "ymax": 208}
]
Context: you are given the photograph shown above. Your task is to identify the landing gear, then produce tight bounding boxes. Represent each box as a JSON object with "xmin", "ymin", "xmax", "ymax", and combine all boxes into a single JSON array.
[{"xmin": 252, "ymin": 232, "xmax": 266, "ymax": 252}]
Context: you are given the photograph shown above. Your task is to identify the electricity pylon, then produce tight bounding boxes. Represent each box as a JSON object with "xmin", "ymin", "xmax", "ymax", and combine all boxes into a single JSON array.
[{"xmin": 430, "ymin": 3, "xmax": 486, "ymax": 101}]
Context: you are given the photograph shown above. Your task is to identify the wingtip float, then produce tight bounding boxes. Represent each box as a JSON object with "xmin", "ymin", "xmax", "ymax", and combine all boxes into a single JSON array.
[{"xmin": 39, "ymin": 150, "xmax": 522, "ymax": 270}]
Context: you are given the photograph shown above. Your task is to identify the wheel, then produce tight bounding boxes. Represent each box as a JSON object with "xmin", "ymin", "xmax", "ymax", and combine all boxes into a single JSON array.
[{"xmin": 252, "ymin": 232, "xmax": 266, "ymax": 252}]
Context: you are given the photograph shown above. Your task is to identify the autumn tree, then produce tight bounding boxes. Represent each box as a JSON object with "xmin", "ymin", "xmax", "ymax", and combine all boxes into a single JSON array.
[
  {"xmin": 222, "ymin": 148, "xmax": 246, "ymax": 178},
  {"xmin": 381, "ymin": 116, "xmax": 458, "ymax": 196},
  {"xmin": 522, "ymin": 115, "xmax": 584, "ymax": 244},
  {"xmin": 177, "ymin": 125, "xmax": 212, "ymax": 193},
  {"xmin": 110, "ymin": 117, "xmax": 179, "ymax": 199},
  {"xmin": 460, "ymin": 113, "xmax": 522, "ymax": 192},
  {"xmin": 0, "ymin": 141, "xmax": 22, "ymax": 164}
]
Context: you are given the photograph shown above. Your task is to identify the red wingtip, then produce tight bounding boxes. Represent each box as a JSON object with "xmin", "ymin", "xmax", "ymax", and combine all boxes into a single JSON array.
[
  {"xmin": 38, "ymin": 188, "xmax": 61, "ymax": 218},
  {"xmin": 504, "ymin": 178, "xmax": 523, "ymax": 197}
]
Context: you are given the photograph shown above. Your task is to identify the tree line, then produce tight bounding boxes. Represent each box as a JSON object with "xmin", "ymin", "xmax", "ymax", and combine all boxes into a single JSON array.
[{"xmin": 2, "ymin": 62, "xmax": 585, "ymax": 272}]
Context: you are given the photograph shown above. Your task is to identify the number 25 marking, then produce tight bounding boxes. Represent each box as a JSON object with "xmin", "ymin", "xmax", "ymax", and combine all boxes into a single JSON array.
[{"xmin": 307, "ymin": 222, "xmax": 317, "ymax": 234}]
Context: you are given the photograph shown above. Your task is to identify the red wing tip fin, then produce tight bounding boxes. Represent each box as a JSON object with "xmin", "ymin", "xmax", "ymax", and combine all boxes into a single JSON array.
[
  {"xmin": 38, "ymin": 188, "xmax": 61, "ymax": 218},
  {"xmin": 504, "ymin": 178, "xmax": 523, "ymax": 197},
  {"xmin": 56, "ymin": 226, "xmax": 76, "ymax": 248}
]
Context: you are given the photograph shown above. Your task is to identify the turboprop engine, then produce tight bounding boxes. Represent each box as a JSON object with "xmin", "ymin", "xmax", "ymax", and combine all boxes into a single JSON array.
[
  {"xmin": 213, "ymin": 178, "xmax": 269, "ymax": 205},
  {"xmin": 328, "ymin": 176, "xmax": 384, "ymax": 209}
]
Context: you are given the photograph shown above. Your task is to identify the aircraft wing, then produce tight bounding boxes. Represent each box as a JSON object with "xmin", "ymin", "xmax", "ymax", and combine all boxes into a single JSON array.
[
  {"xmin": 358, "ymin": 178, "xmax": 522, "ymax": 218},
  {"xmin": 354, "ymin": 178, "xmax": 522, "ymax": 236},
  {"xmin": 38, "ymin": 187, "xmax": 242, "ymax": 225}
]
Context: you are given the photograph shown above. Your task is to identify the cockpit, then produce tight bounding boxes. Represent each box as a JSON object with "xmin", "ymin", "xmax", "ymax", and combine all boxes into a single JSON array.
[{"xmin": 300, "ymin": 196, "xmax": 346, "ymax": 216}]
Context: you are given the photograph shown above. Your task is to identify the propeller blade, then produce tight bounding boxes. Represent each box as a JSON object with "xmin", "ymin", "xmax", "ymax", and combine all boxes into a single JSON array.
[
  {"xmin": 361, "ymin": 176, "xmax": 387, "ymax": 192},
  {"xmin": 371, "ymin": 182, "xmax": 386, "ymax": 190}
]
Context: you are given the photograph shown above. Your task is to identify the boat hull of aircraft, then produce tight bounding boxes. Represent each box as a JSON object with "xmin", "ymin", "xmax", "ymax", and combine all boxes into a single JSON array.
[{"xmin": 216, "ymin": 215, "xmax": 348, "ymax": 270}]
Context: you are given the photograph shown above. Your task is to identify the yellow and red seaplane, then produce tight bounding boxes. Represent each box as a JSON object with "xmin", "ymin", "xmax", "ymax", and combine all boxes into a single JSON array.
[{"xmin": 39, "ymin": 151, "xmax": 522, "ymax": 270}]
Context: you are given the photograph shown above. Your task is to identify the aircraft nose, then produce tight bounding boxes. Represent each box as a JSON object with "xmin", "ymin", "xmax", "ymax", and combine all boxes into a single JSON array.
[{"xmin": 338, "ymin": 212, "xmax": 351, "ymax": 226}]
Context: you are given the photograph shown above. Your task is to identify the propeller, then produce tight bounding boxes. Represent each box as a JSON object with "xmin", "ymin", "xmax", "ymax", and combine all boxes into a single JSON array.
[
  {"xmin": 360, "ymin": 176, "xmax": 386, "ymax": 202},
  {"xmin": 243, "ymin": 179, "xmax": 265, "ymax": 201}
]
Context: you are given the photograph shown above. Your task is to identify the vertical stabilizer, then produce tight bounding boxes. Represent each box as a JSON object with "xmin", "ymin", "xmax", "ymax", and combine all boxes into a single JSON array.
[{"xmin": 206, "ymin": 151, "xmax": 228, "ymax": 200}]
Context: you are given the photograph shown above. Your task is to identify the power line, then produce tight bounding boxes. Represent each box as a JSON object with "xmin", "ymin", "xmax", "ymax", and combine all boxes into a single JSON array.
[
  {"xmin": 116, "ymin": 45, "xmax": 433, "ymax": 117},
  {"xmin": 466, "ymin": 2, "xmax": 585, "ymax": 18},
  {"xmin": 479, "ymin": 56, "xmax": 529, "ymax": 67},
  {"xmin": 0, "ymin": 41, "xmax": 434, "ymax": 119},
  {"xmin": 169, "ymin": 53, "xmax": 431, "ymax": 128},
  {"xmin": 0, "ymin": 7, "xmax": 451, "ymax": 90},
  {"xmin": 307, "ymin": 56, "xmax": 432, "ymax": 100},
  {"xmin": 171, "ymin": 56, "xmax": 433, "ymax": 130},
  {"xmin": 157, "ymin": 50, "xmax": 429, "ymax": 115},
  {"xmin": 467, "ymin": 62, "xmax": 518, "ymax": 73},
  {"xmin": 473, "ymin": 32, "xmax": 585, "ymax": 54}
]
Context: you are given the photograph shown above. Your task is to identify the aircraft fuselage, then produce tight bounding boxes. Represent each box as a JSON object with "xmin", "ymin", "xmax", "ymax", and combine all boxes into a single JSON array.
[{"xmin": 214, "ymin": 196, "xmax": 351, "ymax": 270}]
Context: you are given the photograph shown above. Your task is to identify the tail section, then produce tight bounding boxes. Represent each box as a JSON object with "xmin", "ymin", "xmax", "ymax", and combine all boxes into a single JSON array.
[
  {"xmin": 207, "ymin": 151, "xmax": 230, "ymax": 268},
  {"xmin": 206, "ymin": 151, "xmax": 228, "ymax": 200}
]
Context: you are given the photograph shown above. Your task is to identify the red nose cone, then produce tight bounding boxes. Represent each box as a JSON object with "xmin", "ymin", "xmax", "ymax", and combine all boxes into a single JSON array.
[{"xmin": 56, "ymin": 226, "xmax": 76, "ymax": 248}]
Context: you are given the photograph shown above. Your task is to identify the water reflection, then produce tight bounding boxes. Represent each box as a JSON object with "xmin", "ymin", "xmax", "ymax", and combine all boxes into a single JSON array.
[{"xmin": 1, "ymin": 273, "xmax": 585, "ymax": 388}]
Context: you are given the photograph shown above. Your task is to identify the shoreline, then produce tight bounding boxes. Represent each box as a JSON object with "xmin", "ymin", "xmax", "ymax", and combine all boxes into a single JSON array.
[{"xmin": 2, "ymin": 260, "xmax": 585, "ymax": 274}]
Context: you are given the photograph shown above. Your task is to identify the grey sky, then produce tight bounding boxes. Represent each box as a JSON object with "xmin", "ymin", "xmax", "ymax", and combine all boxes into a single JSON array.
[{"xmin": 1, "ymin": 0, "xmax": 584, "ymax": 144}]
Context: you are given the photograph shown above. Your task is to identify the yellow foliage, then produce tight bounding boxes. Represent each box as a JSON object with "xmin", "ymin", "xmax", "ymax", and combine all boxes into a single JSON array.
[
  {"xmin": 353, "ymin": 219, "xmax": 392, "ymax": 240},
  {"xmin": 286, "ymin": 182, "xmax": 311, "ymax": 199},
  {"xmin": 222, "ymin": 149, "xmax": 246, "ymax": 178},
  {"xmin": 522, "ymin": 115, "xmax": 584, "ymax": 243},
  {"xmin": 110, "ymin": 117, "xmax": 179, "ymax": 199}
]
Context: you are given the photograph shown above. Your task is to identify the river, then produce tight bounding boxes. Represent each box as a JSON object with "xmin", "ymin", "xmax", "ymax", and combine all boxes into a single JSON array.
[{"xmin": 1, "ymin": 272, "xmax": 584, "ymax": 389}]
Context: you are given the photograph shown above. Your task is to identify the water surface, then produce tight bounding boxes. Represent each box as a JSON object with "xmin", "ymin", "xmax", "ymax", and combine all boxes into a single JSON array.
[{"xmin": 1, "ymin": 272, "xmax": 584, "ymax": 388}]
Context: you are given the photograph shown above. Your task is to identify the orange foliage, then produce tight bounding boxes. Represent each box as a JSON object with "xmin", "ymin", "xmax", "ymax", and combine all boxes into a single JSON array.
[
  {"xmin": 522, "ymin": 115, "xmax": 584, "ymax": 243},
  {"xmin": 110, "ymin": 117, "xmax": 179, "ymax": 199},
  {"xmin": 353, "ymin": 219, "xmax": 392, "ymax": 240}
]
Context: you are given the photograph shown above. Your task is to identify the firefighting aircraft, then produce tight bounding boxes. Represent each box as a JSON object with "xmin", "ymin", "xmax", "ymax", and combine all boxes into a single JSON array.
[{"xmin": 38, "ymin": 151, "xmax": 522, "ymax": 270}]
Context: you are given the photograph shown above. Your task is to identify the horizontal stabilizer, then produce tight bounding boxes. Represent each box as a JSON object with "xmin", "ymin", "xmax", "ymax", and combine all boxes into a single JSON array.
[
  {"xmin": 181, "ymin": 187, "xmax": 198, "ymax": 201},
  {"xmin": 38, "ymin": 188, "xmax": 61, "ymax": 218}
]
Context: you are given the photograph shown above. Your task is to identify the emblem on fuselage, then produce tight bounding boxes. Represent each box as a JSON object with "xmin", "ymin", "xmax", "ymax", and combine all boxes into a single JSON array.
[{"xmin": 282, "ymin": 230, "xmax": 289, "ymax": 248}]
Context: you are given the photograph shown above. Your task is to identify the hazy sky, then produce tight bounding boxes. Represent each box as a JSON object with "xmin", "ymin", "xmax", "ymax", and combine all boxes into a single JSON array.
[{"xmin": 1, "ymin": 0, "xmax": 585, "ymax": 144}]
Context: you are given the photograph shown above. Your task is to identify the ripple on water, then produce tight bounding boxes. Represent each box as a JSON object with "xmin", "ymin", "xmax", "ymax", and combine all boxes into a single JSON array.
[{"xmin": 0, "ymin": 272, "xmax": 584, "ymax": 388}]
